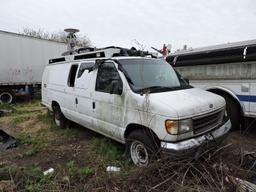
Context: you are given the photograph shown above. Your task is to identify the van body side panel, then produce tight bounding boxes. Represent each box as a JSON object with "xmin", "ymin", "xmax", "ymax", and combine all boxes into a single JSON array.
[
  {"xmin": 75, "ymin": 64, "xmax": 94, "ymax": 129},
  {"xmin": 250, "ymin": 79, "xmax": 256, "ymax": 116},
  {"xmin": 43, "ymin": 63, "xmax": 80, "ymax": 122}
]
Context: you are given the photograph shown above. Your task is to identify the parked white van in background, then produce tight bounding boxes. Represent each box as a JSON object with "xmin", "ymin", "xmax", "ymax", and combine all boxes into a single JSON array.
[{"xmin": 42, "ymin": 47, "xmax": 231, "ymax": 165}]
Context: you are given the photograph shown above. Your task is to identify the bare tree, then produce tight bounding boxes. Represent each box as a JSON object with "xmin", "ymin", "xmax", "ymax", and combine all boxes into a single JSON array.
[{"xmin": 21, "ymin": 28, "xmax": 91, "ymax": 47}]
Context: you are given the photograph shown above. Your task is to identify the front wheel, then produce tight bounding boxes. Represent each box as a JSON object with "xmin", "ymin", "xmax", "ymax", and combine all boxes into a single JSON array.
[{"xmin": 126, "ymin": 130, "xmax": 160, "ymax": 166}]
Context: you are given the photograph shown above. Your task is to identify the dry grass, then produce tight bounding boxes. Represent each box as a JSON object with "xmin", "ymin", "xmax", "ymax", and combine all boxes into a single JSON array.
[{"xmin": 0, "ymin": 100, "xmax": 255, "ymax": 191}]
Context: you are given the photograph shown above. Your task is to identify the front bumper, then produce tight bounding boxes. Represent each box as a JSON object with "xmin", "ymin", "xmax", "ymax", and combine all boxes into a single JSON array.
[{"xmin": 160, "ymin": 119, "xmax": 231, "ymax": 158}]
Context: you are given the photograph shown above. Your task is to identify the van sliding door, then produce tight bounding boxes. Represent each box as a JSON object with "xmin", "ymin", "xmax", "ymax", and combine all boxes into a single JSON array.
[{"xmin": 64, "ymin": 64, "xmax": 80, "ymax": 122}]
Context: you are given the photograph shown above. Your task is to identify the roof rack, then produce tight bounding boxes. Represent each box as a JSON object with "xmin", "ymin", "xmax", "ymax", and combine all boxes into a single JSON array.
[
  {"xmin": 49, "ymin": 57, "xmax": 66, "ymax": 64},
  {"xmin": 49, "ymin": 46, "xmax": 157, "ymax": 64}
]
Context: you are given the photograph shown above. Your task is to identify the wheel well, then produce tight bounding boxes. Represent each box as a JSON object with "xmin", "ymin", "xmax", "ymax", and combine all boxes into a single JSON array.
[
  {"xmin": 51, "ymin": 101, "xmax": 59, "ymax": 109},
  {"xmin": 124, "ymin": 124, "xmax": 160, "ymax": 144},
  {"xmin": 207, "ymin": 89, "xmax": 243, "ymax": 115}
]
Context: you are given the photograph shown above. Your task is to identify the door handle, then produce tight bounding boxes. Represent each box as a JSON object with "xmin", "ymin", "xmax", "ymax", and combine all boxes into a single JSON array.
[
  {"xmin": 75, "ymin": 98, "xmax": 78, "ymax": 104},
  {"xmin": 92, "ymin": 102, "xmax": 95, "ymax": 109}
]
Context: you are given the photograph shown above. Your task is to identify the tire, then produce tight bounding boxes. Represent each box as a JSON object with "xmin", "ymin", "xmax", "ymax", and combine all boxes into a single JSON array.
[
  {"xmin": 0, "ymin": 89, "xmax": 15, "ymax": 104},
  {"xmin": 126, "ymin": 130, "xmax": 160, "ymax": 166},
  {"xmin": 222, "ymin": 95, "xmax": 241, "ymax": 129},
  {"xmin": 53, "ymin": 105, "xmax": 67, "ymax": 129}
]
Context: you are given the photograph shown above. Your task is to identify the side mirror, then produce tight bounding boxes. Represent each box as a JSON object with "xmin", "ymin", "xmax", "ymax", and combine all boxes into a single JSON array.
[{"xmin": 110, "ymin": 80, "xmax": 123, "ymax": 95}]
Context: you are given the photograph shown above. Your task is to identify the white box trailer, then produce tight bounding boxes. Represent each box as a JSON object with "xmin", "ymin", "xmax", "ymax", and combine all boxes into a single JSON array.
[
  {"xmin": 166, "ymin": 40, "xmax": 256, "ymax": 129},
  {"xmin": 0, "ymin": 30, "xmax": 67, "ymax": 103}
]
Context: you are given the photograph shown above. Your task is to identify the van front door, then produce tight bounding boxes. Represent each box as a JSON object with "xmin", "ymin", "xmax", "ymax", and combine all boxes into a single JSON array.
[{"xmin": 91, "ymin": 62, "xmax": 124, "ymax": 140}]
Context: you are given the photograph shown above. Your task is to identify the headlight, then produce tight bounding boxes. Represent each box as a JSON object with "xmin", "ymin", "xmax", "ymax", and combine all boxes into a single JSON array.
[
  {"xmin": 165, "ymin": 120, "xmax": 179, "ymax": 134},
  {"xmin": 179, "ymin": 119, "xmax": 193, "ymax": 133},
  {"xmin": 165, "ymin": 119, "xmax": 193, "ymax": 135}
]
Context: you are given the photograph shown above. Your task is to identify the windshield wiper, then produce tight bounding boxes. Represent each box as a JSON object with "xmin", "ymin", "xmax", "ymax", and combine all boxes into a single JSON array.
[{"xmin": 137, "ymin": 86, "xmax": 181, "ymax": 95}]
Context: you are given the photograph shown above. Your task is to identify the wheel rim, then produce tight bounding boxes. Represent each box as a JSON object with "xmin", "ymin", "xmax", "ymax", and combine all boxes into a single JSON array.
[
  {"xmin": 130, "ymin": 141, "xmax": 149, "ymax": 166},
  {"xmin": 0, "ymin": 92, "xmax": 13, "ymax": 104}
]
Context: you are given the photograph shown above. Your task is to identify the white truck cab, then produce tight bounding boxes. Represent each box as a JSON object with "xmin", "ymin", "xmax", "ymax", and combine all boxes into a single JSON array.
[{"xmin": 42, "ymin": 47, "xmax": 231, "ymax": 165}]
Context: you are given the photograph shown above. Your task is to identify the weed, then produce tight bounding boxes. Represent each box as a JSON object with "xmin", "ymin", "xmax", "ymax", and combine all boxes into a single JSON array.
[
  {"xmin": 66, "ymin": 161, "xmax": 93, "ymax": 181},
  {"xmin": 0, "ymin": 165, "xmax": 55, "ymax": 192},
  {"xmin": 15, "ymin": 99, "xmax": 41, "ymax": 110},
  {"xmin": 37, "ymin": 113, "xmax": 79, "ymax": 138},
  {"xmin": 17, "ymin": 132, "xmax": 47, "ymax": 156},
  {"xmin": 0, "ymin": 103, "xmax": 15, "ymax": 110},
  {"xmin": 60, "ymin": 127, "xmax": 78, "ymax": 137},
  {"xmin": 90, "ymin": 137, "xmax": 124, "ymax": 163},
  {"xmin": 11, "ymin": 114, "xmax": 30, "ymax": 126},
  {"xmin": 37, "ymin": 113, "xmax": 55, "ymax": 127},
  {"xmin": 0, "ymin": 162, "xmax": 94, "ymax": 191},
  {"xmin": 16, "ymin": 132, "xmax": 33, "ymax": 144}
]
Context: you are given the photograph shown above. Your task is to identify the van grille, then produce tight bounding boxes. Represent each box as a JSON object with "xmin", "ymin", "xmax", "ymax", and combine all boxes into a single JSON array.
[{"xmin": 193, "ymin": 110, "xmax": 224, "ymax": 135}]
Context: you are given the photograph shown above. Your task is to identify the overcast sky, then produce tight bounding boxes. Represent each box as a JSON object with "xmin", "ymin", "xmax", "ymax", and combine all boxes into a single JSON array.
[{"xmin": 1, "ymin": 0, "xmax": 256, "ymax": 52}]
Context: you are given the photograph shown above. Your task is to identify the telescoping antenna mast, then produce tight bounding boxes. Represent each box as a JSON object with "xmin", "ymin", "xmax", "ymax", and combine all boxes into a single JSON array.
[{"xmin": 64, "ymin": 28, "xmax": 80, "ymax": 52}]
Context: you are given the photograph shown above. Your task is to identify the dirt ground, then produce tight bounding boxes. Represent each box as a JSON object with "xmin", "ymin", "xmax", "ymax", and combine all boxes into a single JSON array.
[{"xmin": 0, "ymin": 100, "xmax": 256, "ymax": 191}]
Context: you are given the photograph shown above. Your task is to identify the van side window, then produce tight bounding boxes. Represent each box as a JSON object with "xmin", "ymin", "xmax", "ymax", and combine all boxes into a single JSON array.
[
  {"xmin": 77, "ymin": 62, "xmax": 94, "ymax": 78},
  {"xmin": 95, "ymin": 62, "xmax": 122, "ymax": 94},
  {"xmin": 68, "ymin": 64, "xmax": 78, "ymax": 87}
]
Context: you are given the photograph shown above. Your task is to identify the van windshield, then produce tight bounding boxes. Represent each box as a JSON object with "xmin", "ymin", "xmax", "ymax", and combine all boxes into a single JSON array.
[{"xmin": 119, "ymin": 58, "xmax": 192, "ymax": 93}]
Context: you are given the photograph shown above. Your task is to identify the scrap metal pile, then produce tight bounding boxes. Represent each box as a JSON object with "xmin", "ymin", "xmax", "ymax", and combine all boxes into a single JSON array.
[{"xmin": 0, "ymin": 130, "xmax": 17, "ymax": 151}]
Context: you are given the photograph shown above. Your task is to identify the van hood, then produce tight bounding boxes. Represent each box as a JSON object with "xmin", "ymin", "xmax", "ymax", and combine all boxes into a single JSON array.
[{"xmin": 148, "ymin": 88, "xmax": 225, "ymax": 119}]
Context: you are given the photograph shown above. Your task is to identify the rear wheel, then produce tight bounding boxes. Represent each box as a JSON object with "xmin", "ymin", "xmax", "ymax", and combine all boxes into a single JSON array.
[
  {"xmin": 222, "ymin": 95, "xmax": 241, "ymax": 129},
  {"xmin": 0, "ymin": 89, "xmax": 15, "ymax": 104},
  {"xmin": 53, "ymin": 105, "xmax": 67, "ymax": 129},
  {"xmin": 126, "ymin": 130, "xmax": 160, "ymax": 166}
]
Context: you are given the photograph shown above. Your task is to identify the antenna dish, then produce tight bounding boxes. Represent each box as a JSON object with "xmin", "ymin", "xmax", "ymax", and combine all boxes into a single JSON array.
[
  {"xmin": 64, "ymin": 28, "xmax": 80, "ymax": 53},
  {"xmin": 64, "ymin": 28, "xmax": 80, "ymax": 33}
]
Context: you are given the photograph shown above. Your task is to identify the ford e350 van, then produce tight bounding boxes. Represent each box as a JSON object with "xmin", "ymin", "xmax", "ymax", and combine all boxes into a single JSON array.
[{"xmin": 42, "ymin": 47, "xmax": 231, "ymax": 166}]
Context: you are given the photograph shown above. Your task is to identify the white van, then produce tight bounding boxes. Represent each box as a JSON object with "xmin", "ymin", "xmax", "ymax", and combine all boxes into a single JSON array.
[{"xmin": 42, "ymin": 47, "xmax": 231, "ymax": 165}]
